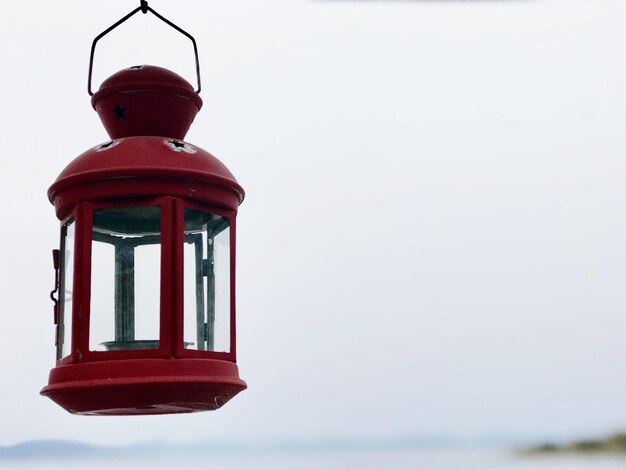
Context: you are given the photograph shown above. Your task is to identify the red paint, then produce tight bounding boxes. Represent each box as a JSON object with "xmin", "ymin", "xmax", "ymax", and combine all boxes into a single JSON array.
[
  {"xmin": 92, "ymin": 65, "xmax": 202, "ymax": 140},
  {"xmin": 41, "ymin": 66, "xmax": 246, "ymax": 415}
]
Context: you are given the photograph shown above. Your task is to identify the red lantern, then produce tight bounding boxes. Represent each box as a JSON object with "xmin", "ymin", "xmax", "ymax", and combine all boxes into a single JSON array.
[{"xmin": 41, "ymin": 4, "xmax": 246, "ymax": 415}]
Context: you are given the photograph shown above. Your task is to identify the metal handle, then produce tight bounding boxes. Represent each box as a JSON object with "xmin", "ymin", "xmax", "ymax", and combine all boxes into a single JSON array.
[{"xmin": 88, "ymin": 0, "xmax": 201, "ymax": 96}]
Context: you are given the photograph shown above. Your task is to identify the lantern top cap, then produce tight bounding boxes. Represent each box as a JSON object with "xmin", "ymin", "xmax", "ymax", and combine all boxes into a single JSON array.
[
  {"xmin": 91, "ymin": 65, "xmax": 203, "ymax": 140},
  {"xmin": 95, "ymin": 65, "xmax": 198, "ymax": 95}
]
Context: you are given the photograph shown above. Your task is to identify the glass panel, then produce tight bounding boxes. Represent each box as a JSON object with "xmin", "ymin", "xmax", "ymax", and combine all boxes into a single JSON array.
[
  {"xmin": 57, "ymin": 220, "xmax": 75, "ymax": 360},
  {"xmin": 183, "ymin": 209, "xmax": 231, "ymax": 352},
  {"xmin": 90, "ymin": 206, "xmax": 161, "ymax": 351}
]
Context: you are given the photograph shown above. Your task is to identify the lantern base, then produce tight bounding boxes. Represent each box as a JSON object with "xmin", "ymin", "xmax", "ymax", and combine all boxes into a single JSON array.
[{"xmin": 41, "ymin": 358, "xmax": 246, "ymax": 416}]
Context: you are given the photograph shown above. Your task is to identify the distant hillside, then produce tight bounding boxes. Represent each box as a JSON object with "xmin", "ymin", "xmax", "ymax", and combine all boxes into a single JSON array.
[
  {"xmin": 0, "ymin": 440, "xmax": 109, "ymax": 459},
  {"xmin": 526, "ymin": 433, "xmax": 626, "ymax": 454},
  {"xmin": 0, "ymin": 435, "xmax": 512, "ymax": 460}
]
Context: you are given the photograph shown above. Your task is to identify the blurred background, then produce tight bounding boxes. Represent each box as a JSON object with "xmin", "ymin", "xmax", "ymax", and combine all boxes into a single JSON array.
[{"xmin": 1, "ymin": 0, "xmax": 626, "ymax": 462}]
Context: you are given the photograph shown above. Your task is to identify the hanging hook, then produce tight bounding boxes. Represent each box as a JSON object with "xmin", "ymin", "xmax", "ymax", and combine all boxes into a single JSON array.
[{"xmin": 87, "ymin": 2, "xmax": 201, "ymax": 95}]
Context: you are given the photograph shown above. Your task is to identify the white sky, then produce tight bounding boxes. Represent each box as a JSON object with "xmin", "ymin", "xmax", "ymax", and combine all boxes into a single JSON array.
[{"xmin": 1, "ymin": 0, "xmax": 626, "ymax": 446}]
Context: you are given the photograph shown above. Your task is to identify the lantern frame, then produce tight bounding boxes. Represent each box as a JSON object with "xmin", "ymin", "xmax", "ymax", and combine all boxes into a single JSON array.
[{"xmin": 55, "ymin": 196, "xmax": 238, "ymax": 366}]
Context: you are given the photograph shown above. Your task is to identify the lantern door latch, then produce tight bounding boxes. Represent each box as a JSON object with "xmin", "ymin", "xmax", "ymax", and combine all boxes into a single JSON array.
[
  {"xmin": 201, "ymin": 258, "xmax": 213, "ymax": 277},
  {"xmin": 50, "ymin": 249, "xmax": 61, "ymax": 325}
]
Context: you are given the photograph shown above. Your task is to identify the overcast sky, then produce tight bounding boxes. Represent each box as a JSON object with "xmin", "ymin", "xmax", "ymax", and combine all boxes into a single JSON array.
[{"xmin": 1, "ymin": 0, "xmax": 626, "ymax": 446}]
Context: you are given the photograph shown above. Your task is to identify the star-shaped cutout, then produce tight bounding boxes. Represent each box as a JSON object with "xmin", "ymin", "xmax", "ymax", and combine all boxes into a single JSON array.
[
  {"xmin": 164, "ymin": 138, "xmax": 196, "ymax": 154},
  {"xmin": 113, "ymin": 104, "xmax": 126, "ymax": 120},
  {"xmin": 94, "ymin": 139, "xmax": 120, "ymax": 152}
]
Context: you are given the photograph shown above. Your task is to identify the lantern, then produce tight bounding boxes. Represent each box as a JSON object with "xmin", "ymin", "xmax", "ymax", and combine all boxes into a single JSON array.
[{"xmin": 41, "ymin": 4, "xmax": 246, "ymax": 415}]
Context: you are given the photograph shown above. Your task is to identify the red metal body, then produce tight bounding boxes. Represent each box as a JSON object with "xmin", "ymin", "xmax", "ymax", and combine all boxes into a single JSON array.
[{"xmin": 41, "ymin": 66, "xmax": 246, "ymax": 415}]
